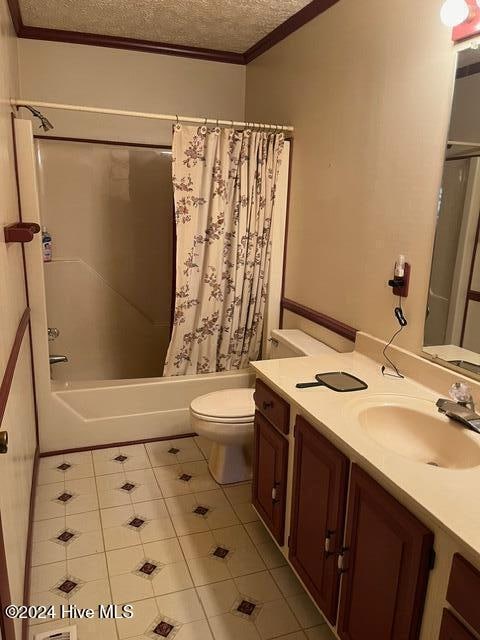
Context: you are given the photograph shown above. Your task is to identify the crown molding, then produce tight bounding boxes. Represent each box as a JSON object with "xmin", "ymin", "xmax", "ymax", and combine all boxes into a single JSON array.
[{"xmin": 7, "ymin": 0, "xmax": 340, "ymax": 65}]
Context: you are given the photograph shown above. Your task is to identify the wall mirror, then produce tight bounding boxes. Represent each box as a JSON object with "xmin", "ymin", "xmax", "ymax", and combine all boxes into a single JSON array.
[{"xmin": 423, "ymin": 45, "xmax": 480, "ymax": 380}]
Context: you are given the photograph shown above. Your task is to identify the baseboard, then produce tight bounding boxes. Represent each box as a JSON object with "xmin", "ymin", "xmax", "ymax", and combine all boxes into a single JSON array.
[
  {"xmin": 40, "ymin": 433, "xmax": 198, "ymax": 457},
  {"xmin": 22, "ymin": 446, "xmax": 39, "ymax": 640}
]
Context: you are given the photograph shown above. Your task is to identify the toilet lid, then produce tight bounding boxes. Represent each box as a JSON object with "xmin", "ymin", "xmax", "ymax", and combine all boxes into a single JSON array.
[{"xmin": 190, "ymin": 388, "xmax": 255, "ymax": 420}]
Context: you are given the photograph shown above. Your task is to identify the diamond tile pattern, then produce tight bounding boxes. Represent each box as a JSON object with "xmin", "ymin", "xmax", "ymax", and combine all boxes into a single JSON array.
[
  {"xmin": 57, "ymin": 530, "xmax": 75, "ymax": 543},
  {"xmin": 29, "ymin": 438, "xmax": 335, "ymax": 640},
  {"xmin": 56, "ymin": 492, "xmax": 73, "ymax": 503}
]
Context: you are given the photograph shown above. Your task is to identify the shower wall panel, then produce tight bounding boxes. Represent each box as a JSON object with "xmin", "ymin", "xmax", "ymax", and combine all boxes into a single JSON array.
[{"xmin": 36, "ymin": 139, "xmax": 173, "ymax": 381}]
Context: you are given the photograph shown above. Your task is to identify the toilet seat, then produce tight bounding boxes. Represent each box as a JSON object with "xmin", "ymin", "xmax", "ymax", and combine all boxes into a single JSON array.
[{"xmin": 190, "ymin": 388, "xmax": 255, "ymax": 423}]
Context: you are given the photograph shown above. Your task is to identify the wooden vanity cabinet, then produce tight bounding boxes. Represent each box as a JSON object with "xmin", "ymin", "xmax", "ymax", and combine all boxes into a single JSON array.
[
  {"xmin": 289, "ymin": 416, "xmax": 349, "ymax": 625},
  {"xmin": 252, "ymin": 410, "xmax": 288, "ymax": 545},
  {"xmin": 447, "ymin": 554, "xmax": 480, "ymax": 636},
  {"xmin": 439, "ymin": 610, "xmax": 477, "ymax": 640},
  {"xmin": 337, "ymin": 465, "xmax": 434, "ymax": 640}
]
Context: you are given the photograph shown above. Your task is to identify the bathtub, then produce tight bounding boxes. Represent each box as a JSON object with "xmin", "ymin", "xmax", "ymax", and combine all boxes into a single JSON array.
[{"xmin": 42, "ymin": 369, "xmax": 254, "ymax": 453}]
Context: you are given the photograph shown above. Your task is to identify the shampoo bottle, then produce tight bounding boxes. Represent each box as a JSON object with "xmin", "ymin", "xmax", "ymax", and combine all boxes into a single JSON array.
[{"xmin": 42, "ymin": 226, "xmax": 52, "ymax": 262}]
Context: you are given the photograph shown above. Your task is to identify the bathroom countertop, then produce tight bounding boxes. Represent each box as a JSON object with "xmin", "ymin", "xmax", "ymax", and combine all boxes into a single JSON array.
[{"xmin": 251, "ymin": 349, "xmax": 480, "ymax": 560}]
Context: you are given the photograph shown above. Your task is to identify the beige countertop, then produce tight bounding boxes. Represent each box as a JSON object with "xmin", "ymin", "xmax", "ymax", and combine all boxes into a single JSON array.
[{"xmin": 252, "ymin": 349, "xmax": 480, "ymax": 560}]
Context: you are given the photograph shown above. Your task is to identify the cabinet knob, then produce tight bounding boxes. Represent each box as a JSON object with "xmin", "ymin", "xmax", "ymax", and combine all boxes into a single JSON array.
[{"xmin": 263, "ymin": 401, "xmax": 274, "ymax": 410}]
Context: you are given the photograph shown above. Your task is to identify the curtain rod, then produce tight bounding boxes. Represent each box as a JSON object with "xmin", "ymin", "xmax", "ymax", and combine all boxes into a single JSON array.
[{"xmin": 11, "ymin": 99, "xmax": 294, "ymax": 132}]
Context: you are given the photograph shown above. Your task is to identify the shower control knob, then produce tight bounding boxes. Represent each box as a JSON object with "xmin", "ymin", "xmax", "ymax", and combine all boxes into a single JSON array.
[{"xmin": 0, "ymin": 431, "xmax": 8, "ymax": 454}]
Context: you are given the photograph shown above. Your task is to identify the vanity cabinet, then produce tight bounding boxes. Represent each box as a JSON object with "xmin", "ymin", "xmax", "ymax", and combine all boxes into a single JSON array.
[
  {"xmin": 446, "ymin": 554, "xmax": 480, "ymax": 636},
  {"xmin": 252, "ymin": 410, "xmax": 288, "ymax": 545},
  {"xmin": 289, "ymin": 416, "xmax": 349, "ymax": 625},
  {"xmin": 337, "ymin": 465, "xmax": 434, "ymax": 640},
  {"xmin": 439, "ymin": 610, "xmax": 477, "ymax": 640}
]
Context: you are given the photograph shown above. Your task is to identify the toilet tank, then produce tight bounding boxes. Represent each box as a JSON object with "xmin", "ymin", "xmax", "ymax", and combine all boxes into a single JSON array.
[{"xmin": 268, "ymin": 329, "xmax": 336, "ymax": 359}]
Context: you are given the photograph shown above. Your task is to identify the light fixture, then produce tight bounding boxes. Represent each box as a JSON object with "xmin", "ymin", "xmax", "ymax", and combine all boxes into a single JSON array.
[{"xmin": 440, "ymin": 0, "xmax": 470, "ymax": 27}]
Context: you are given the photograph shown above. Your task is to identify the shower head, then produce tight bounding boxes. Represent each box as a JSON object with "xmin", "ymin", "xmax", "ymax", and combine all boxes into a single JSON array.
[{"xmin": 19, "ymin": 105, "xmax": 54, "ymax": 132}]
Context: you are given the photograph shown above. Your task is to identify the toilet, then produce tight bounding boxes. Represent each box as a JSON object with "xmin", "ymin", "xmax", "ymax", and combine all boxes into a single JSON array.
[{"xmin": 190, "ymin": 329, "xmax": 337, "ymax": 484}]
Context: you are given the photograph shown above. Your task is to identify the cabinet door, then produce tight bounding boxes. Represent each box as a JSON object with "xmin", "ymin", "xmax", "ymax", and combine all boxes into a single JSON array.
[
  {"xmin": 289, "ymin": 416, "xmax": 349, "ymax": 625},
  {"xmin": 338, "ymin": 465, "xmax": 434, "ymax": 640},
  {"xmin": 439, "ymin": 610, "xmax": 477, "ymax": 640},
  {"xmin": 252, "ymin": 410, "xmax": 289, "ymax": 545}
]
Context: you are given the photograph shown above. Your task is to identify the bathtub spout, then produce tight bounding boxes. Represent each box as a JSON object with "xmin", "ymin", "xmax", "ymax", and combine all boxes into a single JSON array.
[{"xmin": 50, "ymin": 355, "xmax": 68, "ymax": 365}]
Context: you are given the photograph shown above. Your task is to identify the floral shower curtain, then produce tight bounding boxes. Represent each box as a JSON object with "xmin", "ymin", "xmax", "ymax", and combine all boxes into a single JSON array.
[{"xmin": 164, "ymin": 124, "xmax": 285, "ymax": 376}]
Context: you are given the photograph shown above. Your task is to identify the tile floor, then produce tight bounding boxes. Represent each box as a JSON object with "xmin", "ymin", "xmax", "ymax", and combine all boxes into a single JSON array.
[{"xmin": 28, "ymin": 437, "xmax": 335, "ymax": 640}]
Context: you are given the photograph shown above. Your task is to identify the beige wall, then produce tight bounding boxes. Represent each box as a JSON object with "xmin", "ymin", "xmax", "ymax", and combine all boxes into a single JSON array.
[
  {"xmin": 18, "ymin": 39, "xmax": 246, "ymax": 146},
  {"xmin": 0, "ymin": 2, "xmax": 37, "ymax": 637},
  {"xmin": 246, "ymin": 0, "xmax": 456, "ymax": 352},
  {"xmin": 36, "ymin": 138, "xmax": 173, "ymax": 381}
]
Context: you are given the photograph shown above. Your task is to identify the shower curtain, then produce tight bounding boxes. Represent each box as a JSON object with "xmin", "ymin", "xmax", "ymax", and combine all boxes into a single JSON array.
[{"xmin": 164, "ymin": 124, "xmax": 285, "ymax": 376}]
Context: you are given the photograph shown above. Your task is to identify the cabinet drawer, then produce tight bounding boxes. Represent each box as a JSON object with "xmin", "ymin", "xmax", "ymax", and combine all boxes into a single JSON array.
[
  {"xmin": 439, "ymin": 609, "xmax": 477, "ymax": 640},
  {"xmin": 254, "ymin": 379, "xmax": 290, "ymax": 434},
  {"xmin": 447, "ymin": 554, "xmax": 480, "ymax": 635}
]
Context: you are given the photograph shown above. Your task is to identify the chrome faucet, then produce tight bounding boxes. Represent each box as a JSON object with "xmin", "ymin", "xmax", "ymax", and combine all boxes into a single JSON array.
[
  {"xmin": 49, "ymin": 355, "xmax": 68, "ymax": 365},
  {"xmin": 436, "ymin": 383, "xmax": 480, "ymax": 434}
]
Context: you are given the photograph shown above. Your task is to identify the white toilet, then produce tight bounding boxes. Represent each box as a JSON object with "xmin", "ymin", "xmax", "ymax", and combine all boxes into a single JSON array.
[{"xmin": 190, "ymin": 330, "xmax": 337, "ymax": 484}]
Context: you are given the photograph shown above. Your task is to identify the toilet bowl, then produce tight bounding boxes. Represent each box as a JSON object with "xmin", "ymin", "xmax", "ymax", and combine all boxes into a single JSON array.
[
  {"xmin": 190, "ymin": 388, "xmax": 255, "ymax": 484},
  {"xmin": 190, "ymin": 330, "xmax": 338, "ymax": 485}
]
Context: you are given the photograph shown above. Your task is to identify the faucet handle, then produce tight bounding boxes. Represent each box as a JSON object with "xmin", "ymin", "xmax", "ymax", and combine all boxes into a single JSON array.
[{"xmin": 449, "ymin": 382, "xmax": 474, "ymax": 407}]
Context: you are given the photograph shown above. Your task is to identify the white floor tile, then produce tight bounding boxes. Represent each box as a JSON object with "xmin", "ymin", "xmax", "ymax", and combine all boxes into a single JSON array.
[
  {"xmin": 93, "ymin": 445, "xmax": 151, "ymax": 476},
  {"xmin": 194, "ymin": 436, "xmax": 212, "ymax": 459},
  {"xmin": 209, "ymin": 612, "xmax": 261, "ymax": 640},
  {"xmin": 96, "ymin": 469, "xmax": 162, "ymax": 508},
  {"xmin": 38, "ymin": 452, "xmax": 94, "ymax": 485},
  {"xmin": 304, "ymin": 625, "xmax": 336, "ymax": 640},
  {"xmin": 146, "ymin": 438, "xmax": 204, "ymax": 467},
  {"xmin": 101, "ymin": 500, "xmax": 175, "ymax": 551},
  {"xmin": 28, "ymin": 442, "xmax": 327, "ymax": 640},
  {"xmin": 287, "ymin": 594, "xmax": 326, "ymax": 629},
  {"xmin": 165, "ymin": 490, "xmax": 239, "ymax": 536},
  {"xmin": 270, "ymin": 565, "xmax": 305, "ymax": 598},
  {"xmin": 255, "ymin": 599, "xmax": 300, "ymax": 639},
  {"xmin": 154, "ymin": 461, "xmax": 218, "ymax": 498},
  {"xmin": 34, "ymin": 478, "xmax": 99, "ymax": 521},
  {"xmin": 32, "ymin": 511, "xmax": 103, "ymax": 566}
]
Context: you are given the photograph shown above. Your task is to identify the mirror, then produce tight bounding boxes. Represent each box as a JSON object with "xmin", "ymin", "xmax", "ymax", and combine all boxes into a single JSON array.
[{"xmin": 423, "ymin": 46, "xmax": 480, "ymax": 379}]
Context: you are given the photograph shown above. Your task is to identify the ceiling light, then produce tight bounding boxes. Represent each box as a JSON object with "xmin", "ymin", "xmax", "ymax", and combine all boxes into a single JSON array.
[{"xmin": 440, "ymin": 0, "xmax": 470, "ymax": 27}]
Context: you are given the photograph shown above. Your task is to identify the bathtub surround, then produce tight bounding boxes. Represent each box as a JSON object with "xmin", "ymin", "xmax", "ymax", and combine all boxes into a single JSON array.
[
  {"xmin": 35, "ymin": 138, "xmax": 174, "ymax": 381},
  {"xmin": 165, "ymin": 126, "xmax": 285, "ymax": 376}
]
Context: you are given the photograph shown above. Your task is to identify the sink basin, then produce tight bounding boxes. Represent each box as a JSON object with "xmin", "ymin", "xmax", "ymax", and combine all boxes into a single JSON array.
[{"xmin": 347, "ymin": 395, "xmax": 480, "ymax": 469}]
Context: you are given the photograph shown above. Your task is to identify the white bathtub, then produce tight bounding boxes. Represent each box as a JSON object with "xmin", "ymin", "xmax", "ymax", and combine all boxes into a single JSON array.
[{"xmin": 43, "ymin": 369, "xmax": 254, "ymax": 453}]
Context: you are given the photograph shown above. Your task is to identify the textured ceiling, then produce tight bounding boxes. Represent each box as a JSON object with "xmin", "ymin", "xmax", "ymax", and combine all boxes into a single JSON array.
[{"xmin": 18, "ymin": 0, "xmax": 313, "ymax": 53}]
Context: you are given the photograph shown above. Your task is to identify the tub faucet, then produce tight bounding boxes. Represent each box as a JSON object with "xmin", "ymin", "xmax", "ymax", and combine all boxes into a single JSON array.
[
  {"xmin": 436, "ymin": 383, "xmax": 480, "ymax": 434},
  {"xmin": 49, "ymin": 355, "xmax": 68, "ymax": 365}
]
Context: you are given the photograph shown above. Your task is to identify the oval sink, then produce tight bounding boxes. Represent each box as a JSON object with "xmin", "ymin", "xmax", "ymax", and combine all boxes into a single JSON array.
[{"xmin": 347, "ymin": 395, "xmax": 480, "ymax": 470}]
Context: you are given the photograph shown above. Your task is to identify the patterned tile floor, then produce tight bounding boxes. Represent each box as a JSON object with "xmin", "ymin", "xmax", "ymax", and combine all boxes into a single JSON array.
[{"xmin": 28, "ymin": 437, "xmax": 335, "ymax": 640}]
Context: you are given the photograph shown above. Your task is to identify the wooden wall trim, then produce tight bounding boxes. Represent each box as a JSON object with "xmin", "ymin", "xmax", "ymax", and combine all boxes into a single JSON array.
[
  {"xmin": 18, "ymin": 25, "xmax": 246, "ymax": 65},
  {"xmin": 244, "ymin": 0, "xmax": 341, "ymax": 63},
  {"xmin": 0, "ymin": 308, "xmax": 30, "ymax": 428},
  {"xmin": 281, "ymin": 298, "xmax": 357, "ymax": 342},
  {"xmin": 7, "ymin": 0, "xmax": 340, "ymax": 65}
]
